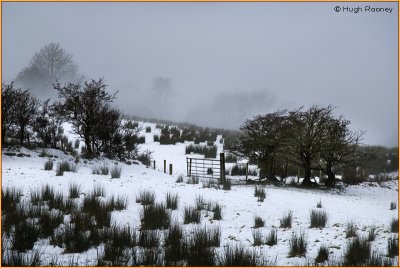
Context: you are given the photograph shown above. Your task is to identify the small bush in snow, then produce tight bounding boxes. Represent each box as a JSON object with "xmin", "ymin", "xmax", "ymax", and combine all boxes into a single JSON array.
[
  {"xmin": 310, "ymin": 209, "xmax": 328, "ymax": 228},
  {"xmin": 367, "ymin": 226, "xmax": 376, "ymax": 241},
  {"xmin": 252, "ymin": 229, "xmax": 263, "ymax": 246},
  {"xmin": 316, "ymin": 200, "xmax": 322, "ymax": 208},
  {"xmin": 1, "ymin": 249, "xmax": 41, "ymax": 266},
  {"xmin": 92, "ymin": 184, "xmax": 105, "ymax": 197},
  {"xmin": 137, "ymin": 150, "xmax": 152, "ymax": 167},
  {"xmin": 390, "ymin": 218, "xmax": 398, "ymax": 233},
  {"xmin": 345, "ymin": 221, "xmax": 358, "ymax": 238},
  {"xmin": 280, "ymin": 210, "xmax": 293, "ymax": 228},
  {"xmin": 141, "ymin": 203, "xmax": 171, "ymax": 230},
  {"xmin": 138, "ymin": 229, "xmax": 160, "ymax": 248},
  {"xmin": 367, "ymin": 252, "xmax": 398, "ymax": 266},
  {"xmin": 166, "ymin": 192, "xmax": 179, "ymax": 210},
  {"xmin": 221, "ymin": 245, "xmax": 260, "ymax": 266},
  {"xmin": 110, "ymin": 165, "xmax": 122, "ymax": 179},
  {"xmin": 387, "ymin": 234, "xmax": 398, "ymax": 257},
  {"xmin": 56, "ymin": 160, "xmax": 76, "ymax": 176},
  {"xmin": 254, "ymin": 186, "xmax": 266, "ymax": 201},
  {"xmin": 68, "ymin": 183, "xmax": 81, "ymax": 199},
  {"xmin": 176, "ymin": 174, "xmax": 184, "ymax": 183},
  {"xmin": 145, "ymin": 126, "xmax": 151, "ymax": 133},
  {"xmin": 183, "ymin": 206, "xmax": 201, "ymax": 224},
  {"xmin": 44, "ymin": 159, "xmax": 53, "ymax": 170},
  {"xmin": 107, "ymin": 195, "xmax": 128, "ymax": 211},
  {"xmin": 74, "ymin": 139, "xmax": 80, "ymax": 149},
  {"xmin": 195, "ymin": 195, "xmax": 205, "ymax": 210},
  {"xmin": 47, "ymin": 192, "xmax": 64, "ymax": 211},
  {"xmin": 41, "ymin": 184, "xmax": 55, "ymax": 202},
  {"xmin": 265, "ymin": 229, "xmax": 278, "ymax": 246},
  {"xmin": 288, "ymin": 232, "xmax": 307, "ymax": 257},
  {"xmin": 153, "ymin": 134, "xmax": 160, "ymax": 142},
  {"xmin": 213, "ymin": 203, "xmax": 222, "ymax": 220},
  {"xmin": 342, "ymin": 236, "xmax": 371, "ymax": 266},
  {"xmin": 315, "ymin": 245, "xmax": 329, "ymax": 263},
  {"xmin": 165, "ymin": 223, "xmax": 185, "ymax": 265},
  {"xmin": 390, "ymin": 201, "xmax": 397, "ymax": 210},
  {"xmin": 2, "ymin": 187, "xmax": 22, "ymax": 212},
  {"xmin": 186, "ymin": 176, "xmax": 199, "ymax": 184},
  {"xmin": 136, "ymin": 190, "xmax": 155, "ymax": 205},
  {"xmin": 38, "ymin": 210, "xmax": 64, "ymax": 238},
  {"xmin": 12, "ymin": 220, "xmax": 40, "ymax": 251},
  {"xmin": 254, "ymin": 216, "xmax": 265, "ymax": 228}
]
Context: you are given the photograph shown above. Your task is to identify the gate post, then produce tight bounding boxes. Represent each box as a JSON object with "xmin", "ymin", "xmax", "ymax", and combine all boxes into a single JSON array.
[
  {"xmin": 169, "ymin": 164, "xmax": 173, "ymax": 175},
  {"xmin": 220, "ymin": 153, "xmax": 226, "ymax": 183},
  {"xmin": 164, "ymin": 160, "xmax": 166, "ymax": 173},
  {"xmin": 189, "ymin": 158, "xmax": 192, "ymax": 177}
]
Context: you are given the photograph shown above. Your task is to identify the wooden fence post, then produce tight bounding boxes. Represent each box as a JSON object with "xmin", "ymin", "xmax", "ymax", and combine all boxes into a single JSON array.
[
  {"xmin": 153, "ymin": 160, "xmax": 156, "ymax": 170},
  {"xmin": 169, "ymin": 164, "xmax": 173, "ymax": 175},
  {"xmin": 164, "ymin": 160, "xmax": 166, "ymax": 173},
  {"xmin": 220, "ymin": 153, "xmax": 226, "ymax": 183},
  {"xmin": 245, "ymin": 162, "xmax": 249, "ymax": 181}
]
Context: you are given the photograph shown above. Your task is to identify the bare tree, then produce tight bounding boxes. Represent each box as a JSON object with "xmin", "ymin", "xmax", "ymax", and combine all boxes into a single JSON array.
[
  {"xmin": 238, "ymin": 110, "xmax": 289, "ymax": 179},
  {"xmin": 151, "ymin": 77, "xmax": 175, "ymax": 119},
  {"xmin": 12, "ymin": 89, "xmax": 40, "ymax": 145},
  {"xmin": 1, "ymin": 83, "xmax": 16, "ymax": 144},
  {"xmin": 319, "ymin": 116, "xmax": 364, "ymax": 186},
  {"xmin": 53, "ymin": 78, "xmax": 118, "ymax": 158},
  {"xmin": 287, "ymin": 106, "xmax": 334, "ymax": 186},
  {"xmin": 15, "ymin": 42, "xmax": 81, "ymax": 98}
]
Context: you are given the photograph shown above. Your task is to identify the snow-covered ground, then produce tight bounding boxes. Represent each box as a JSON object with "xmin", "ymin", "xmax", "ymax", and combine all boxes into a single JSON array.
[{"xmin": 2, "ymin": 122, "xmax": 399, "ymax": 266}]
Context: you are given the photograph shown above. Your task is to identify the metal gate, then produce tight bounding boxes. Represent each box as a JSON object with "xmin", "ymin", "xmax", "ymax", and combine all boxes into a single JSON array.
[{"xmin": 186, "ymin": 157, "xmax": 222, "ymax": 180}]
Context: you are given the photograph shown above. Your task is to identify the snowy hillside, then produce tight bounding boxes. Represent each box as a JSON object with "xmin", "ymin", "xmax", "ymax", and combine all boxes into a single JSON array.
[{"xmin": 2, "ymin": 122, "xmax": 399, "ymax": 266}]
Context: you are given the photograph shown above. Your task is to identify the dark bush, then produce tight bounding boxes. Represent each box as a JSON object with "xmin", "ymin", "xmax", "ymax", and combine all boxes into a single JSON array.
[
  {"xmin": 195, "ymin": 195, "xmax": 205, "ymax": 210},
  {"xmin": 137, "ymin": 150, "xmax": 152, "ymax": 167},
  {"xmin": 38, "ymin": 210, "xmax": 64, "ymax": 238},
  {"xmin": 387, "ymin": 234, "xmax": 398, "ymax": 257},
  {"xmin": 166, "ymin": 192, "xmax": 179, "ymax": 210},
  {"xmin": 141, "ymin": 203, "xmax": 171, "ymax": 230},
  {"xmin": 92, "ymin": 184, "xmax": 105, "ymax": 197},
  {"xmin": 390, "ymin": 218, "xmax": 398, "ymax": 233},
  {"xmin": 138, "ymin": 230, "xmax": 160, "ymax": 248},
  {"xmin": 213, "ymin": 203, "xmax": 222, "ymax": 220},
  {"xmin": 2, "ymin": 187, "xmax": 22, "ymax": 212},
  {"xmin": 153, "ymin": 134, "xmax": 160, "ymax": 142},
  {"xmin": 280, "ymin": 210, "xmax": 293, "ymax": 228},
  {"xmin": 368, "ymin": 226, "xmax": 376, "ymax": 242},
  {"xmin": 186, "ymin": 176, "xmax": 199, "ymax": 184},
  {"xmin": 254, "ymin": 186, "xmax": 266, "ymax": 202},
  {"xmin": 56, "ymin": 160, "xmax": 76, "ymax": 176},
  {"xmin": 288, "ymin": 232, "xmax": 307, "ymax": 257},
  {"xmin": 176, "ymin": 174, "xmax": 184, "ymax": 183},
  {"xmin": 184, "ymin": 206, "xmax": 201, "ymax": 224},
  {"xmin": 44, "ymin": 159, "xmax": 53, "ymax": 170},
  {"xmin": 221, "ymin": 245, "xmax": 259, "ymax": 266},
  {"xmin": 145, "ymin": 126, "xmax": 151, "ymax": 133},
  {"xmin": 106, "ymin": 195, "xmax": 128, "ymax": 211},
  {"xmin": 315, "ymin": 245, "xmax": 329, "ymax": 263},
  {"xmin": 310, "ymin": 209, "xmax": 328, "ymax": 228},
  {"xmin": 390, "ymin": 201, "xmax": 397, "ymax": 210},
  {"xmin": 317, "ymin": 200, "xmax": 322, "ymax": 208},
  {"xmin": 252, "ymin": 229, "xmax": 263, "ymax": 246},
  {"xmin": 110, "ymin": 165, "xmax": 122, "ymax": 178},
  {"xmin": 265, "ymin": 229, "xmax": 278, "ymax": 246},
  {"xmin": 68, "ymin": 183, "xmax": 81, "ymax": 199},
  {"xmin": 136, "ymin": 190, "xmax": 155, "ymax": 205},
  {"xmin": 185, "ymin": 144, "xmax": 217, "ymax": 158},
  {"xmin": 343, "ymin": 236, "xmax": 371, "ymax": 266},
  {"xmin": 345, "ymin": 221, "xmax": 358, "ymax": 238},
  {"xmin": 165, "ymin": 223, "xmax": 185, "ymax": 265},
  {"xmin": 12, "ymin": 220, "xmax": 40, "ymax": 251},
  {"xmin": 254, "ymin": 216, "xmax": 265, "ymax": 228}
]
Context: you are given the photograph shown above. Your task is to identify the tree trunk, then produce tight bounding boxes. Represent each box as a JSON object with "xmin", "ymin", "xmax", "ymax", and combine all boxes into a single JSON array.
[
  {"xmin": 19, "ymin": 126, "xmax": 25, "ymax": 146},
  {"xmin": 302, "ymin": 164, "xmax": 312, "ymax": 186},
  {"xmin": 325, "ymin": 168, "xmax": 336, "ymax": 187}
]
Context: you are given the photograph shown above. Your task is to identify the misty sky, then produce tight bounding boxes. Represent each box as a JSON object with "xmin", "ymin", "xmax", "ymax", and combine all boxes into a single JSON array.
[{"xmin": 2, "ymin": 2, "xmax": 398, "ymax": 147}]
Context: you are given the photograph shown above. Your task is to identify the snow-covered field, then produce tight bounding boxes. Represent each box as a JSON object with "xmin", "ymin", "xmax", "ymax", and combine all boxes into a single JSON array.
[{"xmin": 2, "ymin": 122, "xmax": 399, "ymax": 266}]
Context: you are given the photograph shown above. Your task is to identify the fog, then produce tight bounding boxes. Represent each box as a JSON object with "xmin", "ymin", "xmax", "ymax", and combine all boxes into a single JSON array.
[{"xmin": 3, "ymin": 2, "xmax": 398, "ymax": 146}]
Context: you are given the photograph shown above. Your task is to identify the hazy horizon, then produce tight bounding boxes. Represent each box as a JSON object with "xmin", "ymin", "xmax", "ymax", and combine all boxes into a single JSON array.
[{"xmin": 3, "ymin": 2, "xmax": 398, "ymax": 147}]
